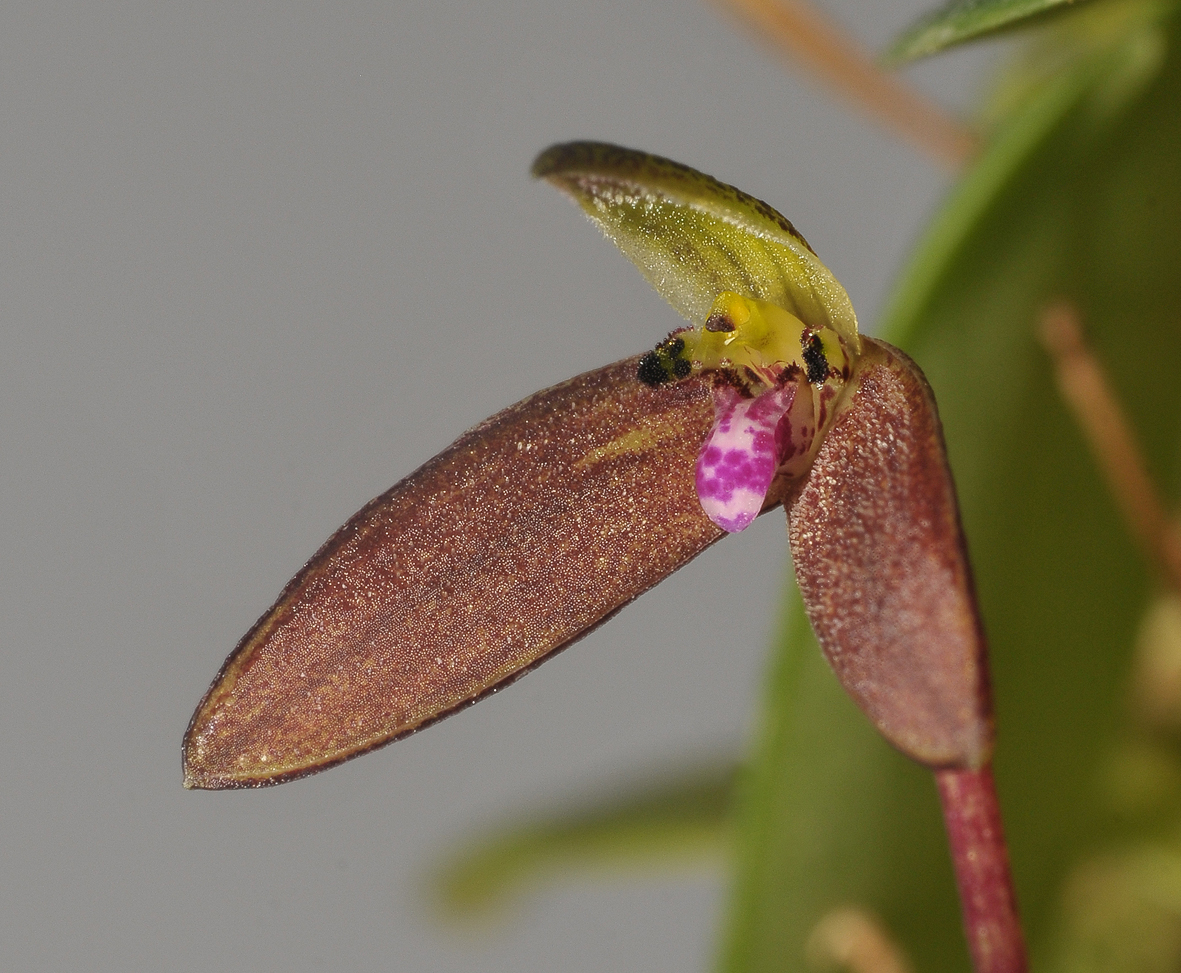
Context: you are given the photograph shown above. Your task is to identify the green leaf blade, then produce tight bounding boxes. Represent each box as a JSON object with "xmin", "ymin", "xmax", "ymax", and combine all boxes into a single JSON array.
[{"xmin": 889, "ymin": 0, "xmax": 1092, "ymax": 62}]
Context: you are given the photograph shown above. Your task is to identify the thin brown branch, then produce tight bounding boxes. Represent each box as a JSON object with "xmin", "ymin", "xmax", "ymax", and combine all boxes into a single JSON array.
[
  {"xmin": 711, "ymin": 0, "xmax": 981, "ymax": 169},
  {"xmin": 1038, "ymin": 301, "xmax": 1181, "ymax": 594},
  {"xmin": 936, "ymin": 766, "xmax": 1028, "ymax": 973}
]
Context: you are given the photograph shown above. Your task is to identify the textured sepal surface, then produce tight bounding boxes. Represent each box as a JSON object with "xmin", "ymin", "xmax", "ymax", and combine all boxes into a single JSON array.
[
  {"xmin": 184, "ymin": 358, "xmax": 723, "ymax": 788},
  {"xmin": 787, "ymin": 338, "xmax": 993, "ymax": 768}
]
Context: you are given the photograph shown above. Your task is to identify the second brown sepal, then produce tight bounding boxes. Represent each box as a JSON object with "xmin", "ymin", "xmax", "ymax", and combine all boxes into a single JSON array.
[{"xmin": 787, "ymin": 338, "xmax": 993, "ymax": 769}]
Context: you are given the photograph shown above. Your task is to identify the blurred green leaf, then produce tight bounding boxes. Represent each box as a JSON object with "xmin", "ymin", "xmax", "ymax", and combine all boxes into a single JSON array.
[
  {"xmin": 723, "ymin": 5, "xmax": 1181, "ymax": 972},
  {"xmin": 719, "ymin": 596, "xmax": 963, "ymax": 972},
  {"xmin": 888, "ymin": 0, "xmax": 1093, "ymax": 62},
  {"xmin": 976, "ymin": 0, "xmax": 1173, "ymax": 129},
  {"xmin": 430, "ymin": 763, "xmax": 736, "ymax": 920},
  {"xmin": 1046, "ymin": 843, "xmax": 1181, "ymax": 973}
]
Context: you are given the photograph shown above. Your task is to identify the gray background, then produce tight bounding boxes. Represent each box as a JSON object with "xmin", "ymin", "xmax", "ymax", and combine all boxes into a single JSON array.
[{"xmin": 1, "ymin": 1, "xmax": 994, "ymax": 970}]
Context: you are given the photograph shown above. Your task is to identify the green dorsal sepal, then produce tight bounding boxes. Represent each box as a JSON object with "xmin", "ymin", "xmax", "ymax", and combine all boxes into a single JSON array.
[{"xmin": 533, "ymin": 142, "xmax": 861, "ymax": 354}]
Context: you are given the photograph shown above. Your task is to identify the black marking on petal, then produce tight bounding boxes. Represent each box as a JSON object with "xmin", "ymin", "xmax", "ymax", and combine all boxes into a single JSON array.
[
  {"xmin": 803, "ymin": 333, "xmax": 829, "ymax": 385},
  {"xmin": 638, "ymin": 352, "xmax": 669, "ymax": 386},
  {"xmin": 637, "ymin": 334, "xmax": 692, "ymax": 387},
  {"xmin": 705, "ymin": 312, "xmax": 735, "ymax": 333}
]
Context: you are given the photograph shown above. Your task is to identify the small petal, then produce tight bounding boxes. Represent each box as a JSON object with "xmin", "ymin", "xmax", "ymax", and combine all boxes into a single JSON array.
[
  {"xmin": 696, "ymin": 385, "xmax": 797, "ymax": 533},
  {"xmin": 774, "ymin": 381, "xmax": 819, "ymax": 475}
]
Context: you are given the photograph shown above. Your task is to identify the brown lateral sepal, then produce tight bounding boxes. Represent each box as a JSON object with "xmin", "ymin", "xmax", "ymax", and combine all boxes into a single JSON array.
[
  {"xmin": 184, "ymin": 357, "xmax": 722, "ymax": 789},
  {"xmin": 787, "ymin": 338, "xmax": 993, "ymax": 768}
]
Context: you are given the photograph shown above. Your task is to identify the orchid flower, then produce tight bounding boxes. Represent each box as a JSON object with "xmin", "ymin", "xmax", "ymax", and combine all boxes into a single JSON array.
[
  {"xmin": 184, "ymin": 143, "xmax": 990, "ymax": 790},
  {"xmin": 639, "ymin": 291, "xmax": 851, "ymax": 533},
  {"xmin": 538, "ymin": 144, "xmax": 859, "ymax": 537},
  {"xmin": 183, "ymin": 143, "xmax": 1023, "ymax": 971}
]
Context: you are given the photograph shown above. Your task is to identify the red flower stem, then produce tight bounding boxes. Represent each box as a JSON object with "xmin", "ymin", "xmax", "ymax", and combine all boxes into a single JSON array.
[{"xmin": 935, "ymin": 765, "xmax": 1028, "ymax": 973}]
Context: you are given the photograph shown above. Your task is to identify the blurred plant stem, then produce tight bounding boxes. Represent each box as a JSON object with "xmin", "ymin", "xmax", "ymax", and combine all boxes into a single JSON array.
[
  {"xmin": 1038, "ymin": 301, "xmax": 1181, "ymax": 594},
  {"xmin": 711, "ymin": 0, "xmax": 981, "ymax": 168}
]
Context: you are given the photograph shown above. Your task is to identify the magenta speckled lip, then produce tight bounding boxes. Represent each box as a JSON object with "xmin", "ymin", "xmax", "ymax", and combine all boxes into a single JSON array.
[{"xmin": 695, "ymin": 384, "xmax": 800, "ymax": 532}]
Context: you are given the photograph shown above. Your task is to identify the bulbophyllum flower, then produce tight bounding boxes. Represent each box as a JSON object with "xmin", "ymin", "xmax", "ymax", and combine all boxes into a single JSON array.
[
  {"xmin": 184, "ymin": 142, "xmax": 991, "ymax": 790},
  {"xmin": 638, "ymin": 289, "xmax": 853, "ymax": 534}
]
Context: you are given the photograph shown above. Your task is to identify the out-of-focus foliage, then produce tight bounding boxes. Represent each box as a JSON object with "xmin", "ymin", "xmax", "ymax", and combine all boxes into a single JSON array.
[
  {"xmin": 433, "ymin": 2, "xmax": 1181, "ymax": 971},
  {"xmin": 889, "ymin": 0, "xmax": 1096, "ymax": 62},
  {"xmin": 431, "ymin": 764, "xmax": 735, "ymax": 920},
  {"xmin": 725, "ymin": 1, "xmax": 1181, "ymax": 970}
]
